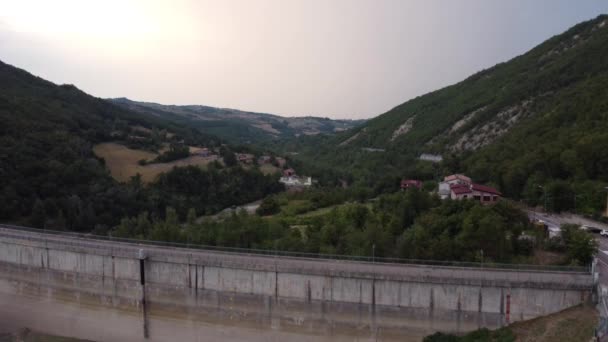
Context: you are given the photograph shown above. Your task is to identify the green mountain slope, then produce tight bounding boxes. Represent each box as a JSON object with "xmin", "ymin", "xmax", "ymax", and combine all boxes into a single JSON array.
[
  {"xmin": 0, "ymin": 60, "xmax": 280, "ymax": 230},
  {"xmin": 291, "ymin": 15, "xmax": 608, "ymax": 213},
  {"xmin": 110, "ymin": 98, "xmax": 365, "ymax": 145}
]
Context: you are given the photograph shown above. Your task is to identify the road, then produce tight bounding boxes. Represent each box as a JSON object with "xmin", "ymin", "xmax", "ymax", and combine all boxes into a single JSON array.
[
  {"xmin": 524, "ymin": 210, "xmax": 608, "ymax": 285},
  {"xmin": 527, "ymin": 209, "xmax": 608, "ymax": 229},
  {"xmin": 596, "ymin": 236, "xmax": 608, "ymax": 287}
]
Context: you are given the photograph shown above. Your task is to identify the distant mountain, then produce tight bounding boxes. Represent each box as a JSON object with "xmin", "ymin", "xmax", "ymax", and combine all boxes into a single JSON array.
[
  {"xmin": 289, "ymin": 15, "xmax": 608, "ymax": 213},
  {"xmin": 109, "ymin": 98, "xmax": 365, "ymax": 144}
]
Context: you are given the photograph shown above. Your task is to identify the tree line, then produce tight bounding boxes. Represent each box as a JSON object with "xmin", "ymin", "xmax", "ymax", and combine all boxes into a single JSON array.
[{"xmin": 112, "ymin": 189, "xmax": 596, "ymax": 266}]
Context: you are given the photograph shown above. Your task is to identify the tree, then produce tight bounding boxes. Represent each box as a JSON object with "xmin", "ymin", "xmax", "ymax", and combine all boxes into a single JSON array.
[
  {"xmin": 220, "ymin": 146, "xmax": 237, "ymax": 167},
  {"xmin": 149, "ymin": 207, "xmax": 183, "ymax": 242},
  {"xmin": 256, "ymin": 197, "xmax": 280, "ymax": 216},
  {"xmin": 30, "ymin": 199, "xmax": 46, "ymax": 228},
  {"xmin": 560, "ymin": 224, "xmax": 597, "ymax": 265},
  {"xmin": 187, "ymin": 208, "xmax": 197, "ymax": 225}
]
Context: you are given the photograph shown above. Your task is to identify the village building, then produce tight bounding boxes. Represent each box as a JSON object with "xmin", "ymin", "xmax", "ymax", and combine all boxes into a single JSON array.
[
  {"xmin": 443, "ymin": 174, "xmax": 472, "ymax": 185},
  {"xmin": 258, "ymin": 155, "xmax": 272, "ymax": 164},
  {"xmin": 438, "ymin": 174, "xmax": 473, "ymax": 199},
  {"xmin": 361, "ymin": 147, "xmax": 385, "ymax": 152},
  {"xmin": 235, "ymin": 153, "xmax": 254, "ymax": 164},
  {"xmin": 275, "ymin": 157, "xmax": 287, "ymax": 168},
  {"xmin": 279, "ymin": 175, "xmax": 312, "ymax": 188},
  {"xmin": 419, "ymin": 153, "xmax": 443, "ymax": 163},
  {"xmin": 196, "ymin": 148, "xmax": 211, "ymax": 157},
  {"xmin": 283, "ymin": 168, "xmax": 296, "ymax": 177},
  {"xmin": 438, "ymin": 182, "xmax": 451, "ymax": 199},
  {"xmin": 400, "ymin": 179, "xmax": 422, "ymax": 190},
  {"xmin": 449, "ymin": 183, "xmax": 501, "ymax": 204}
]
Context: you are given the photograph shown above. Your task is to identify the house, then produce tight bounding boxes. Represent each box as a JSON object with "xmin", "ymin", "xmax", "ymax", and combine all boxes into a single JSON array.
[
  {"xmin": 283, "ymin": 168, "xmax": 296, "ymax": 177},
  {"xmin": 449, "ymin": 183, "xmax": 501, "ymax": 204},
  {"xmin": 401, "ymin": 179, "xmax": 422, "ymax": 190},
  {"xmin": 361, "ymin": 147, "xmax": 385, "ymax": 152},
  {"xmin": 444, "ymin": 174, "xmax": 472, "ymax": 186},
  {"xmin": 419, "ymin": 153, "xmax": 443, "ymax": 163},
  {"xmin": 196, "ymin": 148, "xmax": 211, "ymax": 157},
  {"xmin": 279, "ymin": 176, "xmax": 312, "ymax": 188},
  {"xmin": 438, "ymin": 174, "xmax": 472, "ymax": 199},
  {"xmin": 235, "ymin": 153, "xmax": 254, "ymax": 164},
  {"xmin": 275, "ymin": 157, "xmax": 287, "ymax": 168},
  {"xmin": 438, "ymin": 182, "xmax": 451, "ymax": 199},
  {"xmin": 548, "ymin": 226, "xmax": 561, "ymax": 238},
  {"xmin": 258, "ymin": 155, "xmax": 272, "ymax": 164}
]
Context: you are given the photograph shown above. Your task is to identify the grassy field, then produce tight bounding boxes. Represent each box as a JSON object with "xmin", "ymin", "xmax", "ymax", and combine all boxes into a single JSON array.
[
  {"xmin": 259, "ymin": 163, "xmax": 280, "ymax": 175},
  {"xmin": 425, "ymin": 304, "xmax": 597, "ymax": 342},
  {"xmin": 509, "ymin": 304, "xmax": 597, "ymax": 342},
  {"xmin": 0, "ymin": 328, "xmax": 91, "ymax": 342},
  {"xmin": 93, "ymin": 142, "xmax": 217, "ymax": 183}
]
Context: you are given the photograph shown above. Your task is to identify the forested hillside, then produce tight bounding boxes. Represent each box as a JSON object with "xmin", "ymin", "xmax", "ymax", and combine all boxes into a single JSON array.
[
  {"xmin": 110, "ymin": 98, "xmax": 365, "ymax": 144},
  {"xmin": 0, "ymin": 60, "xmax": 282, "ymax": 231},
  {"xmin": 286, "ymin": 15, "xmax": 608, "ymax": 214}
]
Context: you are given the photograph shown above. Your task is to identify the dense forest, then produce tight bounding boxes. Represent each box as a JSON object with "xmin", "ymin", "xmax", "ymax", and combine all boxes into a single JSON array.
[
  {"xmin": 0, "ymin": 60, "xmax": 282, "ymax": 231},
  {"xmin": 275, "ymin": 15, "xmax": 608, "ymax": 216}
]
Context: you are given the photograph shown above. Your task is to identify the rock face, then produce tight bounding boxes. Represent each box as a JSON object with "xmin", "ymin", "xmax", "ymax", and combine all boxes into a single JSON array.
[
  {"xmin": 391, "ymin": 116, "xmax": 415, "ymax": 141},
  {"xmin": 451, "ymin": 100, "xmax": 533, "ymax": 152},
  {"xmin": 339, "ymin": 127, "xmax": 367, "ymax": 146},
  {"xmin": 449, "ymin": 107, "xmax": 486, "ymax": 134}
]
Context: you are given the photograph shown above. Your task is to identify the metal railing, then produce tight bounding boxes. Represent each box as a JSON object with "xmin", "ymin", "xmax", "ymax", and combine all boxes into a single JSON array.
[{"xmin": 0, "ymin": 223, "xmax": 591, "ymax": 273}]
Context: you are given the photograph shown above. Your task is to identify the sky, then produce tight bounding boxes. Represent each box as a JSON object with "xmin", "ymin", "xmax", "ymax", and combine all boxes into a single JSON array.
[{"xmin": 0, "ymin": 1, "xmax": 606, "ymax": 119}]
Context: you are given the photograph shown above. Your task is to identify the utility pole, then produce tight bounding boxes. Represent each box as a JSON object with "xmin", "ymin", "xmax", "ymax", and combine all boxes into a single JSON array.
[
  {"xmin": 537, "ymin": 185, "xmax": 547, "ymax": 212},
  {"xmin": 372, "ymin": 244, "xmax": 376, "ymax": 263},
  {"xmin": 605, "ymin": 187, "xmax": 608, "ymax": 217}
]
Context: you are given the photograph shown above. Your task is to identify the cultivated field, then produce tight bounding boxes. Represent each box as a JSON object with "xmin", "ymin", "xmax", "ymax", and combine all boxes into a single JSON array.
[
  {"xmin": 93, "ymin": 142, "xmax": 218, "ymax": 183},
  {"xmin": 259, "ymin": 163, "xmax": 280, "ymax": 175}
]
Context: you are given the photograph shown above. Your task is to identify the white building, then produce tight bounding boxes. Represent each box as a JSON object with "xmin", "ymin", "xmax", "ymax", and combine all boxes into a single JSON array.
[
  {"xmin": 419, "ymin": 153, "xmax": 443, "ymax": 163},
  {"xmin": 438, "ymin": 174, "xmax": 472, "ymax": 199},
  {"xmin": 438, "ymin": 182, "xmax": 451, "ymax": 199},
  {"xmin": 279, "ymin": 176, "xmax": 312, "ymax": 187}
]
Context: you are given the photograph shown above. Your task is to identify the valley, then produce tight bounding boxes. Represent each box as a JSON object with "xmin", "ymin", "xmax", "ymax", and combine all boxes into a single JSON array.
[
  {"xmin": 1, "ymin": 9, "xmax": 607, "ymax": 341},
  {"xmin": 2, "ymin": 15, "xmax": 607, "ymax": 265}
]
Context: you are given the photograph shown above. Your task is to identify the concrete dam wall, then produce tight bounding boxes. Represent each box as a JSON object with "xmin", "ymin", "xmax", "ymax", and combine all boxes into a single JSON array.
[{"xmin": 0, "ymin": 225, "xmax": 594, "ymax": 341}]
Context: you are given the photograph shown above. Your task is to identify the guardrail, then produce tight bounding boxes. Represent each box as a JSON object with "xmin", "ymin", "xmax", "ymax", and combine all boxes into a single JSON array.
[
  {"xmin": 597, "ymin": 283, "xmax": 608, "ymax": 341},
  {"xmin": 0, "ymin": 223, "xmax": 591, "ymax": 273}
]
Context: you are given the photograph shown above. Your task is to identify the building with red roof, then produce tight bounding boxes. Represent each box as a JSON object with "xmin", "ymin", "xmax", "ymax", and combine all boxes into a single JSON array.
[
  {"xmin": 450, "ymin": 183, "xmax": 501, "ymax": 204},
  {"xmin": 444, "ymin": 174, "xmax": 472, "ymax": 186},
  {"xmin": 401, "ymin": 179, "xmax": 422, "ymax": 191}
]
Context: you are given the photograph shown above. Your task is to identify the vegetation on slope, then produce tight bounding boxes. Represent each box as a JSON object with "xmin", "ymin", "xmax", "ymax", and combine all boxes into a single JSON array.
[
  {"xmin": 283, "ymin": 15, "xmax": 608, "ymax": 215},
  {"xmin": 114, "ymin": 189, "xmax": 595, "ymax": 266},
  {"xmin": 0, "ymin": 60, "xmax": 282, "ymax": 231},
  {"xmin": 110, "ymin": 98, "xmax": 365, "ymax": 145},
  {"xmin": 424, "ymin": 304, "xmax": 597, "ymax": 342}
]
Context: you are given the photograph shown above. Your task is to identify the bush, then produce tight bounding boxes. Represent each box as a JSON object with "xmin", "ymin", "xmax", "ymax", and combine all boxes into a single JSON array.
[
  {"xmin": 153, "ymin": 143, "xmax": 190, "ymax": 163},
  {"xmin": 424, "ymin": 328, "xmax": 515, "ymax": 342},
  {"xmin": 560, "ymin": 224, "xmax": 597, "ymax": 265},
  {"xmin": 256, "ymin": 197, "xmax": 281, "ymax": 216}
]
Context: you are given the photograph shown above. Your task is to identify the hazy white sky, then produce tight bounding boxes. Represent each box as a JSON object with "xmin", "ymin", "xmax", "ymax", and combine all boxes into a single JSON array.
[{"xmin": 0, "ymin": 0, "xmax": 606, "ymax": 119}]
